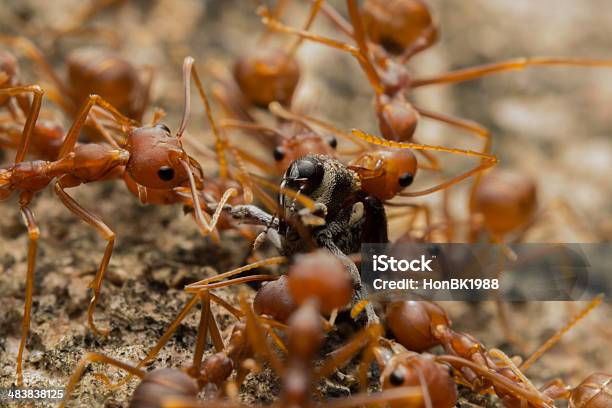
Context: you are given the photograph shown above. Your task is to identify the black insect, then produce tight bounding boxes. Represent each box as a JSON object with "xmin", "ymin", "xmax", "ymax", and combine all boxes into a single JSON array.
[{"xmin": 230, "ymin": 154, "xmax": 388, "ymax": 324}]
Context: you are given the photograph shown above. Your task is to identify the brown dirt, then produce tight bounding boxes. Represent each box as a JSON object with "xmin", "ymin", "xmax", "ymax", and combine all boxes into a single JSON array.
[{"xmin": 0, "ymin": 1, "xmax": 610, "ymax": 407}]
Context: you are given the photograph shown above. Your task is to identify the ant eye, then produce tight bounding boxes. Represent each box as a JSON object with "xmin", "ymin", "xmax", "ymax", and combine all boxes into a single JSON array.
[
  {"xmin": 273, "ymin": 147, "xmax": 285, "ymax": 161},
  {"xmin": 157, "ymin": 166, "xmax": 175, "ymax": 181},
  {"xmin": 398, "ymin": 172, "xmax": 414, "ymax": 187},
  {"xmin": 156, "ymin": 123, "xmax": 171, "ymax": 134},
  {"xmin": 328, "ymin": 137, "xmax": 337, "ymax": 149},
  {"xmin": 389, "ymin": 369, "xmax": 405, "ymax": 386}
]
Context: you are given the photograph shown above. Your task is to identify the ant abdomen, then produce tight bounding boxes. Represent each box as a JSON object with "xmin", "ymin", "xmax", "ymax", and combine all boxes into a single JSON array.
[
  {"xmin": 129, "ymin": 368, "xmax": 198, "ymax": 408},
  {"xmin": 254, "ymin": 275, "xmax": 297, "ymax": 323},
  {"xmin": 233, "ymin": 49, "xmax": 300, "ymax": 108},
  {"xmin": 472, "ymin": 168, "xmax": 538, "ymax": 237},
  {"xmin": 362, "ymin": 0, "xmax": 438, "ymax": 56},
  {"xmin": 66, "ymin": 47, "xmax": 144, "ymax": 119},
  {"xmin": 570, "ymin": 373, "xmax": 612, "ymax": 408},
  {"xmin": 385, "ymin": 300, "xmax": 451, "ymax": 351}
]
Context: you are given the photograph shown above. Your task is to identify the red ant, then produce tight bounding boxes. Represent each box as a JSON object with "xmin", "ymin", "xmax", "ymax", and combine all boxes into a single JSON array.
[
  {"xmin": 59, "ymin": 255, "xmax": 306, "ymax": 407},
  {"xmin": 0, "ymin": 35, "xmax": 153, "ymax": 145},
  {"xmin": 269, "ymin": 102, "xmax": 497, "ymax": 207},
  {"xmin": 1, "ymin": 56, "xmax": 241, "ymax": 385},
  {"xmin": 258, "ymin": 0, "xmax": 612, "ymax": 208},
  {"xmin": 221, "ymin": 259, "xmax": 425, "ymax": 408},
  {"xmin": 377, "ymin": 295, "xmax": 603, "ymax": 407}
]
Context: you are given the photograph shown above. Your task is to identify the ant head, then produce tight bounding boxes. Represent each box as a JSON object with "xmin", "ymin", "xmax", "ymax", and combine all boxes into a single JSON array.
[
  {"xmin": 288, "ymin": 249, "xmax": 353, "ymax": 315},
  {"xmin": 362, "ymin": 0, "xmax": 438, "ymax": 56},
  {"xmin": 273, "ymin": 132, "xmax": 336, "ymax": 174},
  {"xmin": 349, "ymin": 148, "xmax": 417, "ymax": 201},
  {"xmin": 66, "ymin": 47, "xmax": 142, "ymax": 117},
  {"xmin": 473, "ymin": 169, "xmax": 538, "ymax": 236},
  {"xmin": 234, "ymin": 49, "xmax": 300, "ymax": 107},
  {"xmin": 254, "ymin": 275, "xmax": 297, "ymax": 323},
  {"xmin": 125, "ymin": 123, "xmax": 191, "ymax": 189},
  {"xmin": 381, "ymin": 353, "xmax": 457, "ymax": 408},
  {"xmin": 386, "ymin": 301, "xmax": 449, "ymax": 352},
  {"xmin": 377, "ymin": 97, "xmax": 419, "ymax": 142}
]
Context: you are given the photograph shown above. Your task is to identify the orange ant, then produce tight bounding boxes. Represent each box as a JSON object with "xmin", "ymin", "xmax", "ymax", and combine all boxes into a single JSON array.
[
  {"xmin": 266, "ymin": 83, "xmax": 498, "ymax": 203},
  {"xmin": 58, "ymin": 287, "xmax": 263, "ymax": 408},
  {"xmin": 58, "ymin": 255, "xmax": 308, "ymax": 407},
  {"xmin": 211, "ymin": 0, "xmax": 324, "ymax": 116},
  {"xmin": 207, "ymin": 266, "xmax": 425, "ymax": 408},
  {"xmin": 272, "ymin": 0, "xmax": 612, "ymax": 146},
  {"xmin": 1, "ymin": 56, "xmax": 243, "ymax": 385},
  {"xmin": 538, "ymin": 373, "xmax": 612, "ymax": 408},
  {"xmin": 377, "ymin": 295, "xmax": 604, "ymax": 407},
  {"xmin": 258, "ymin": 0, "xmax": 612, "ymax": 207},
  {"xmin": 0, "ymin": 49, "xmax": 68, "ymax": 161},
  {"xmin": 0, "ymin": 35, "xmax": 153, "ymax": 145}
]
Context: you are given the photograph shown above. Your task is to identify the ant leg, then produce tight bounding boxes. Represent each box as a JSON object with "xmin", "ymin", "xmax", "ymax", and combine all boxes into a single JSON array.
[
  {"xmin": 54, "ymin": 180, "xmax": 116, "ymax": 336},
  {"xmin": 191, "ymin": 291, "xmax": 212, "ymax": 374},
  {"xmin": 436, "ymin": 355, "xmax": 551, "ymax": 407},
  {"xmin": 489, "ymin": 349, "xmax": 539, "ymax": 394},
  {"xmin": 0, "ymin": 36, "xmax": 68, "ymax": 95},
  {"xmin": 319, "ymin": 1, "xmax": 354, "ymax": 38},
  {"xmin": 412, "ymin": 106, "xmax": 492, "ymax": 154},
  {"xmin": 287, "ymin": 0, "xmax": 324, "ymax": 56},
  {"xmin": 238, "ymin": 293, "xmax": 284, "ymax": 375},
  {"xmin": 185, "ymin": 257, "xmax": 285, "ymax": 291},
  {"xmin": 399, "ymin": 160, "xmax": 494, "ymax": 197},
  {"xmin": 58, "ymin": 94, "xmax": 135, "ymax": 158},
  {"xmin": 49, "ymin": 0, "xmax": 126, "ymax": 45},
  {"xmin": 137, "ymin": 295, "xmax": 201, "ymax": 368},
  {"xmin": 207, "ymin": 300, "xmax": 225, "ymax": 352},
  {"xmin": 210, "ymin": 293, "xmax": 242, "ymax": 319},
  {"xmin": 325, "ymin": 386, "xmax": 423, "ymax": 408},
  {"xmin": 257, "ymin": 5, "xmax": 384, "ymax": 94},
  {"xmin": 58, "ymin": 352, "xmax": 144, "ymax": 408},
  {"xmin": 539, "ymin": 378, "xmax": 571, "ymax": 400},
  {"xmin": 520, "ymin": 294, "xmax": 603, "ymax": 371},
  {"xmin": 180, "ymin": 160, "xmax": 238, "ymax": 236},
  {"xmin": 411, "ymin": 57, "xmax": 612, "ymax": 88},
  {"xmin": 15, "ymin": 199, "xmax": 39, "ymax": 386},
  {"xmin": 187, "ymin": 59, "xmax": 254, "ymax": 203},
  {"xmin": 0, "ymin": 85, "xmax": 44, "ymax": 163},
  {"xmin": 257, "ymin": 0, "xmax": 291, "ymax": 44},
  {"xmin": 315, "ymin": 324, "xmax": 383, "ymax": 379},
  {"xmin": 135, "ymin": 65, "xmax": 154, "ymax": 123}
]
